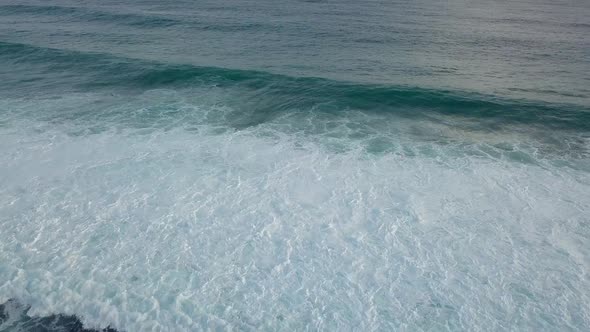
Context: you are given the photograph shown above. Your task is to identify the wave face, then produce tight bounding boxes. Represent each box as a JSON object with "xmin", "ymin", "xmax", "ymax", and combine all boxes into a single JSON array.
[
  {"xmin": 1, "ymin": 0, "xmax": 590, "ymax": 331},
  {"xmin": 1, "ymin": 41, "xmax": 588, "ymax": 132}
]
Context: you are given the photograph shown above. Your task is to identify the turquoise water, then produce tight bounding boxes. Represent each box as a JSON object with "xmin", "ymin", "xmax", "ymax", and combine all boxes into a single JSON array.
[{"xmin": 0, "ymin": 0, "xmax": 589, "ymax": 331}]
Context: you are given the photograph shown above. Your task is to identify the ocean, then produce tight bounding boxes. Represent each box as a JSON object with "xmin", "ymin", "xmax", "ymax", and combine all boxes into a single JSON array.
[{"xmin": 0, "ymin": 0, "xmax": 589, "ymax": 331}]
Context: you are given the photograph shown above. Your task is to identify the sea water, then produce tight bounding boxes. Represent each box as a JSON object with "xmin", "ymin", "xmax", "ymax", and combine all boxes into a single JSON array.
[{"xmin": 0, "ymin": 0, "xmax": 589, "ymax": 331}]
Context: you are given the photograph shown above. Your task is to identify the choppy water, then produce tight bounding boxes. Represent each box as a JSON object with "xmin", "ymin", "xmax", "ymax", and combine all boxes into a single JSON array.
[{"xmin": 0, "ymin": 0, "xmax": 589, "ymax": 331}]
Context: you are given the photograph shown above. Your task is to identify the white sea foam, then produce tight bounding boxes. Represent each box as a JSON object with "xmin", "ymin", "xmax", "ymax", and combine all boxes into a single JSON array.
[{"xmin": 0, "ymin": 91, "xmax": 589, "ymax": 331}]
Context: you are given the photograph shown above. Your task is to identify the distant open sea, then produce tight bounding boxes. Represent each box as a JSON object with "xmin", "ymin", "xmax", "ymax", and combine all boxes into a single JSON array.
[{"xmin": 0, "ymin": 0, "xmax": 589, "ymax": 331}]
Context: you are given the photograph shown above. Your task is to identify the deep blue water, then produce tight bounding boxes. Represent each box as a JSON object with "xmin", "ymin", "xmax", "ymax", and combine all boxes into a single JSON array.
[{"xmin": 0, "ymin": 0, "xmax": 589, "ymax": 331}]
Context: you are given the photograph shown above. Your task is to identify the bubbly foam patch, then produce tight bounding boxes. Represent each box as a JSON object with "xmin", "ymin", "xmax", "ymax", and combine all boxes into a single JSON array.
[{"xmin": 0, "ymin": 92, "xmax": 589, "ymax": 331}]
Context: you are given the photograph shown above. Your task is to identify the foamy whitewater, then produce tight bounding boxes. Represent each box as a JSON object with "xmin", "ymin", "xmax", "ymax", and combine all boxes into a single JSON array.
[{"xmin": 1, "ymin": 0, "xmax": 590, "ymax": 331}]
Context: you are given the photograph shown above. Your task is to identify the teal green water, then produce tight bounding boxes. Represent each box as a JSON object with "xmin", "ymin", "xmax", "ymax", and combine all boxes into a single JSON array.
[{"xmin": 0, "ymin": 0, "xmax": 589, "ymax": 331}]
